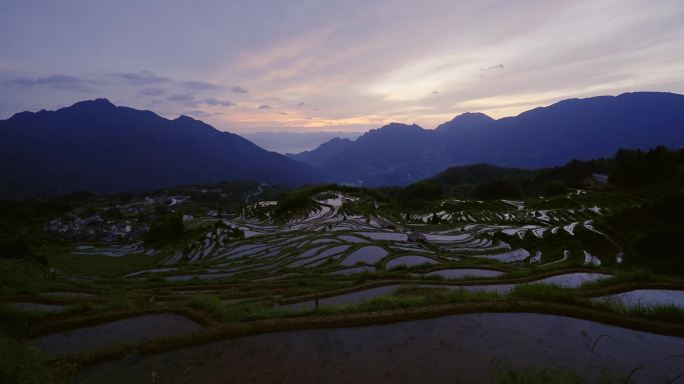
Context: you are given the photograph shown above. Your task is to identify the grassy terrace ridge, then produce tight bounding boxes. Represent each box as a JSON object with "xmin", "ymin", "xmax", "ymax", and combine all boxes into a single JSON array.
[
  {"xmin": 46, "ymin": 299, "xmax": 684, "ymax": 379},
  {"xmin": 5, "ymin": 271, "xmax": 684, "ymax": 380},
  {"xmin": 2, "ymin": 148, "xmax": 684, "ymax": 382}
]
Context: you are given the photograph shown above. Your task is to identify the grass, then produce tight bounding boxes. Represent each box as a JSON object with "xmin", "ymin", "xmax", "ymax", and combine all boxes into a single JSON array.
[
  {"xmin": 510, "ymin": 283, "xmax": 578, "ymax": 304},
  {"xmin": 0, "ymin": 334, "xmax": 55, "ymax": 384},
  {"xmin": 3, "ymin": 179, "xmax": 684, "ymax": 380},
  {"xmin": 359, "ymin": 287, "xmax": 497, "ymax": 310},
  {"xmin": 185, "ymin": 286, "xmax": 501, "ymax": 323},
  {"xmin": 0, "ymin": 259, "xmax": 53, "ymax": 296},
  {"xmin": 511, "ymin": 282, "xmax": 684, "ymax": 324},
  {"xmin": 0, "ymin": 305, "xmax": 53, "ymax": 337},
  {"xmin": 592, "ymin": 298, "xmax": 684, "ymax": 323},
  {"xmin": 186, "ymin": 295, "xmax": 282, "ymax": 322},
  {"xmin": 310, "ymin": 286, "xmax": 501, "ymax": 314},
  {"xmin": 275, "ymin": 279, "xmax": 354, "ymax": 298},
  {"xmin": 491, "ymin": 362, "xmax": 630, "ymax": 384},
  {"xmin": 14, "ymin": 289, "xmax": 684, "ymax": 383},
  {"xmin": 629, "ymin": 304, "xmax": 684, "ymax": 322},
  {"xmin": 581, "ymin": 268, "xmax": 676, "ymax": 289},
  {"xmin": 493, "ymin": 365, "xmax": 585, "ymax": 384},
  {"xmin": 48, "ymin": 250, "xmax": 166, "ymax": 278}
]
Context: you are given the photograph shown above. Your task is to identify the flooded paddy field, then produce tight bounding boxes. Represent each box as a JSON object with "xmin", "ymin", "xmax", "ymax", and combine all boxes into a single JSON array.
[
  {"xmin": 118, "ymin": 189, "xmax": 626, "ymax": 287},
  {"xmin": 279, "ymin": 271, "xmax": 617, "ymax": 310},
  {"xmin": 280, "ymin": 285, "xmax": 403, "ymax": 310},
  {"xmin": 27, "ymin": 314, "xmax": 203, "ymax": 357},
  {"xmin": 11, "ymin": 186, "xmax": 684, "ymax": 382},
  {"xmin": 416, "ymin": 268, "xmax": 504, "ymax": 279},
  {"xmin": 533, "ymin": 272, "xmax": 611, "ymax": 288},
  {"xmin": 9, "ymin": 302, "xmax": 70, "ymax": 313},
  {"xmin": 73, "ymin": 313, "xmax": 684, "ymax": 384},
  {"xmin": 597, "ymin": 289, "xmax": 684, "ymax": 309}
]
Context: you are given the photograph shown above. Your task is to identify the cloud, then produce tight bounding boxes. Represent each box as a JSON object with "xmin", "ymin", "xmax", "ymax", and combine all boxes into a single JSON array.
[
  {"xmin": 229, "ymin": 86, "xmax": 249, "ymax": 94},
  {"xmin": 11, "ymin": 74, "xmax": 82, "ymax": 85},
  {"xmin": 3, "ymin": 2, "xmax": 683, "ymax": 129},
  {"xmin": 258, "ymin": 104, "xmax": 272, "ymax": 110},
  {"xmin": 166, "ymin": 93, "xmax": 195, "ymax": 102},
  {"xmin": 166, "ymin": 93, "xmax": 201, "ymax": 107},
  {"xmin": 144, "ymin": 99, "xmax": 164, "ymax": 108},
  {"xmin": 114, "ymin": 71, "xmax": 227, "ymax": 94},
  {"xmin": 139, "ymin": 88, "xmax": 167, "ymax": 96},
  {"xmin": 50, "ymin": 83, "xmax": 95, "ymax": 93},
  {"xmin": 181, "ymin": 80, "xmax": 223, "ymax": 90},
  {"xmin": 115, "ymin": 71, "xmax": 171, "ymax": 85},
  {"xmin": 480, "ymin": 64, "xmax": 505, "ymax": 71},
  {"xmin": 6, "ymin": 74, "xmax": 95, "ymax": 92},
  {"xmin": 204, "ymin": 98, "xmax": 236, "ymax": 107},
  {"xmin": 167, "ymin": 94, "xmax": 236, "ymax": 109},
  {"xmin": 183, "ymin": 109, "xmax": 211, "ymax": 118}
]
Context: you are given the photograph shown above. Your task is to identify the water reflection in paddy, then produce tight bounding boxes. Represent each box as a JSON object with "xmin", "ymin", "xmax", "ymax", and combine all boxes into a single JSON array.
[
  {"xmin": 598, "ymin": 289, "xmax": 684, "ymax": 308},
  {"xmin": 28, "ymin": 314, "xmax": 203, "ymax": 357},
  {"xmin": 386, "ymin": 255, "xmax": 437, "ymax": 269},
  {"xmin": 74, "ymin": 313, "xmax": 684, "ymax": 383},
  {"xmin": 418, "ymin": 269, "xmax": 504, "ymax": 280},
  {"xmin": 340, "ymin": 246, "xmax": 387, "ymax": 266}
]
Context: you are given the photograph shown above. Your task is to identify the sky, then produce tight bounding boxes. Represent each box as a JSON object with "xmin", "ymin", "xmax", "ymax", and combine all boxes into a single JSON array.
[{"xmin": 1, "ymin": 0, "xmax": 684, "ymax": 134}]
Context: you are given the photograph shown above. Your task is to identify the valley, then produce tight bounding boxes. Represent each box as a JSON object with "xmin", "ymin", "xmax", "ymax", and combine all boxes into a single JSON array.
[
  {"xmin": 3, "ymin": 155, "xmax": 684, "ymax": 383},
  {"xmin": 4, "ymin": 2, "xmax": 684, "ymax": 382}
]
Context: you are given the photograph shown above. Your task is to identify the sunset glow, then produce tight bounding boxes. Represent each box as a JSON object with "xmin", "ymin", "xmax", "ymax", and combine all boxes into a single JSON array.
[{"xmin": 2, "ymin": 0, "xmax": 683, "ymax": 133}]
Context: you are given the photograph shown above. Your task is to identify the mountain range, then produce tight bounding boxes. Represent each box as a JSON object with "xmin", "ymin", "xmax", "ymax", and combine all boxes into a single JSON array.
[
  {"xmin": 289, "ymin": 92, "xmax": 684, "ymax": 185},
  {"xmin": 243, "ymin": 131, "xmax": 362, "ymax": 154},
  {"xmin": 0, "ymin": 99, "xmax": 321, "ymax": 198},
  {"xmin": 1, "ymin": 92, "xmax": 683, "ymax": 198}
]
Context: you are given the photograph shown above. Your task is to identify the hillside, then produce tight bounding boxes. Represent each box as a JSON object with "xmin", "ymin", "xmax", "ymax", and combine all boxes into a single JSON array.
[
  {"xmin": 0, "ymin": 99, "xmax": 323, "ymax": 198},
  {"xmin": 294, "ymin": 92, "xmax": 684, "ymax": 186}
]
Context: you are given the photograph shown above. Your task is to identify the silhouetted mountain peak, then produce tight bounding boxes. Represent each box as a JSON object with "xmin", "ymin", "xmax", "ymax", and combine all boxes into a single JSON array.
[
  {"xmin": 6, "ymin": 111, "xmax": 36, "ymax": 122},
  {"xmin": 436, "ymin": 112, "xmax": 494, "ymax": 132},
  {"xmin": 383, "ymin": 122, "xmax": 422, "ymax": 131},
  {"xmin": 70, "ymin": 98, "xmax": 117, "ymax": 110},
  {"xmin": 450, "ymin": 112, "xmax": 493, "ymax": 124},
  {"xmin": 174, "ymin": 114, "xmax": 196, "ymax": 122},
  {"xmin": 286, "ymin": 136, "xmax": 355, "ymax": 167},
  {"xmin": 322, "ymin": 137, "xmax": 353, "ymax": 146},
  {"xmin": 6, "ymin": 99, "xmax": 128, "ymax": 123},
  {"xmin": 0, "ymin": 99, "xmax": 323, "ymax": 197},
  {"xmin": 618, "ymin": 91, "xmax": 681, "ymax": 99},
  {"xmin": 362, "ymin": 123, "xmax": 424, "ymax": 139},
  {"xmin": 290, "ymin": 91, "xmax": 684, "ymax": 186},
  {"xmin": 171, "ymin": 114, "xmax": 220, "ymax": 134}
]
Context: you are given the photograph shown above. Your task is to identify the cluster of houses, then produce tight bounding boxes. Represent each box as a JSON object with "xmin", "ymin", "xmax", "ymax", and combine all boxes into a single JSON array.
[
  {"xmin": 42, "ymin": 195, "xmax": 192, "ymax": 242},
  {"xmin": 43, "ymin": 212, "xmax": 148, "ymax": 242},
  {"xmin": 41, "ymin": 191, "xmax": 250, "ymax": 243}
]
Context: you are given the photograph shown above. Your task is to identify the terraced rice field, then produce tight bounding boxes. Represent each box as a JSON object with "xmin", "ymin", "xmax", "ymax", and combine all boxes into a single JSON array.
[
  {"xmin": 73, "ymin": 313, "xmax": 684, "ymax": 384},
  {"xmin": 9, "ymin": 186, "xmax": 684, "ymax": 382},
  {"xmin": 138, "ymin": 191, "xmax": 626, "ymax": 283},
  {"xmin": 28, "ymin": 314, "xmax": 203, "ymax": 357}
]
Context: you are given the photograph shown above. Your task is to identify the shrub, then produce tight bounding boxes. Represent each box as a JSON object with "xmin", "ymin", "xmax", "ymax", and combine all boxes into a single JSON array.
[
  {"xmin": 472, "ymin": 179, "xmax": 523, "ymax": 200},
  {"xmin": 144, "ymin": 214, "xmax": 185, "ymax": 245}
]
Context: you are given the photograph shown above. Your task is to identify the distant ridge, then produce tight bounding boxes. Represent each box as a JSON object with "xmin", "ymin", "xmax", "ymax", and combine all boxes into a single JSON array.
[
  {"xmin": 0, "ymin": 99, "xmax": 323, "ymax": 198},
  {"xmin": 292, "ymin": 92, "xmax": 684, "ymax": 186},
  {"xmin": 287, "ymin": 137, "xmax": 355, "ymax": 168}
]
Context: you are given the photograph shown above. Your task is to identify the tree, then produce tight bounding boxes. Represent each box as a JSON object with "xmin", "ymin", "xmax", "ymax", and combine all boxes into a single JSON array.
[
  {"xmin": 397, "ymin": 181, "xmax": 443, "ymax": 207},
  {"xmin": 144, "ymin": 214, "xmax": 185, "ymax": 245},
  {"xmin": 609, "ymin": 146, "xmax": 677, "ymax": 187},
  {"xmin": 472, "ymin": 179, "xmax": 523, "ymax": 200}
]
